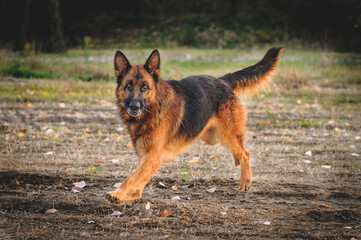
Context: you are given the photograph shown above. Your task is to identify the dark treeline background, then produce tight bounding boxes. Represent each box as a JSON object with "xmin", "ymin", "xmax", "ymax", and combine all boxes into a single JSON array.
[{"xmin": 1, "ymin": 0, "xmax": 360, "ymax": 52}]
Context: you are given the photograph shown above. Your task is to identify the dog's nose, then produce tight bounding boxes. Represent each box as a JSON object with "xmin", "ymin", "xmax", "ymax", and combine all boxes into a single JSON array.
[{"xmin": 129, "ymin": 101, "xmax": 140, "ymax": 111}]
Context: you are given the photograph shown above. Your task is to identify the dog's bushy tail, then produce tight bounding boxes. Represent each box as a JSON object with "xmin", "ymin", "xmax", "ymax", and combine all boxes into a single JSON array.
[{"xmin": 220, "ymin": 47, "xmax": 283, "ymax": 95}]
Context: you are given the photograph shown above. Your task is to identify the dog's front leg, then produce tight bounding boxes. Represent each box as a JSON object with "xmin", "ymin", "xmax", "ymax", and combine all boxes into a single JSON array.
[{"xmin": 106, "ymin": 152, "xmax": 162, "ymax": 204}]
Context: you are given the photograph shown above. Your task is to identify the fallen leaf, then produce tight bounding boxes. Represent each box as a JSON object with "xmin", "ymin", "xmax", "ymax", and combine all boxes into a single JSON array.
[
  {"xmin": 296, "ymin": 125, "xmax": 301, "ymax": 130},
  {"xmin": 207, "ymin": 187, "xmax": 216, "ymax": 193},
  {"xmin": 109, "ymin": 159, "xmax": 119, "ymax": 163},
  {"xmin": 286, "ymin": 138, "xmax": 293, "ymax": 142},
  {"xmin": 305, "ymin": 151, "xmax": 312, "ymax": 156},
  {"xmin": 59, "ymin": 103, "xmax": 66, "ymax": 108},
  {"xmin": 113, "ymin": 182, "xmax": 122, "ymax": 188},
  {"xmin": 161, "ymin": 209, "xmax": 173, "ymax": 217},
  {"xmin": 83, "ymin": 127, "xmax": 91, "ymax": 132},
  {"xmin": 126, "ymin": 143, "xmax": 133, "ymax": 149},
  {"xmin": 264, "ymin": 120, "xmax": 270, "ymax": 125},
  {"xmin": 296, "ymin": 99, "xmax": 302, "ymax": 104},
  {"xmin": 334, "ymin": 127, "xmax": 341, "ymax": 132},
  {"xmin": 73, "ymin": 180, "xmax": 86, "ymax": 188},
  {"xmin": 71, "ymin": 187, "xmax": 82, "ymax": 193},
  {"xmin": 15, "ymin": 178, "xmax": 20, "ymax": 185},
  {"xmin": 18, "ymin": 129, "xmax": 26, "ymax": 135},
  {"xmin": 45, "ymin": 128, "xmax": 54, "ymax": 135},
  {"xmin": 24, "ymin": 102, "xmax": 33, "ymax": 107},
  {"xmin": 141, "ymin": 209, "xmax": 153, "ymax": 218},
  {"xmin": 45, "ymin": 208, "xmax": 58, "ymax": 214},
  {"xmin": 219, "ymin": 211, "xmax": 227, "ymax": 216},
  {"xmin": 110, "ymin": 211, "xmax": 122, "ymax": 216},
  {"xmin": 181, "ymin": 212, "xmax": 188, "ymax": 216},
  {"xmin": 27, "ymin": 191, "xmax": 38, "ymax": 197},
  {"xmin": 188, "ymin": 158, "xmax": 199, "ymax": 163},
  {"xmin": 320, "ymin": 203, "xmax": 332, "ymax": 208},
  {"xmin": 209, "ymin": 154, "xmax": 218, "ymax": 159},
  {"xmin": 116, "ymin": 127, "xmax": 124, "ymax": 133},
  {"xmin": 95, "ymin": 158, "xmax": 104, "ymax": 163},
  {"xmin": 171, "ymin": 196, "xmax": 180, "ymax": 200},
  {"xmin": 18, "ymin": 132, "xmax": 25, "ymax": 137},
  {"xmin": 115, "ymin": 136, "xmax": 122, "ymax": 141},
  {"xmin": 261, "ymin": 158, "xmax": 268, "ymax": 162},
  {"xmin": 77, "ymin": 141, "xmax": 82, "ymax": 147},
  {"xmin": 84, "ymin": 133, "xmax": 92, "ymax": 138},
  {"xmin": 254, "ymin": 221, "xmax": 270, "ymax": 225},
  {"xmin": 171, "ymin": 185, "xmax": 178, "ymax": 191},
  {"xmin": 80, "ymin": 232, "xmax": 91, "ymax": 237},
  {"xmin": 264, "ymin": 147, "xmax": 270, "ymax": 152},
  {"xmin": 197, "ymin": 214, "xmax": 208, "ymax": 220}
]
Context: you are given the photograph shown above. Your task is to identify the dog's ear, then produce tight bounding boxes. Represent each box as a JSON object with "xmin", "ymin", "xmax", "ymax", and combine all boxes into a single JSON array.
[
  {"xmin": 144, "ymin": 50, "xmax": 160, "ymax": 77},
  {"xmin": 114, "ymin": 50, "xmax": 131, "ymax": 78}
]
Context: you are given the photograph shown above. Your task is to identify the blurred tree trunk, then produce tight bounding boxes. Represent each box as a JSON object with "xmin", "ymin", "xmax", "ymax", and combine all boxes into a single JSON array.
[
  {"xmin": 49, "ymin": 0, "xmax": 66, "ymax": 52},
  {"xmin": 14, "ymin": 0, "xmax": 31, "ymax": 51}
]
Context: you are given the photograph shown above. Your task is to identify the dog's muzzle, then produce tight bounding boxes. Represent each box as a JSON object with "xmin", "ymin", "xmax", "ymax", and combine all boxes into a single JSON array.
[{"xmin": 126, "ymin": 100, "xmax": 142, "ymax": 117}]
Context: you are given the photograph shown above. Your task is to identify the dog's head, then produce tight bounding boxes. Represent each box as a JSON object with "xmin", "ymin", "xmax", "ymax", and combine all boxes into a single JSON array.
[{"xmin": 114, "ymin": 50, "xmax": 160, "ymax": 119}]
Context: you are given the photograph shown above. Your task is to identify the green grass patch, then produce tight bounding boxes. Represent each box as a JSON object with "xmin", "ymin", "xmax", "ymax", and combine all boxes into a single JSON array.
[
  {"xmin": 300, "ymin": 120, "xmax": 311, "ymax": 128},
  {"xmin": 0, "ymin": 48, "xmax": 360, "ymax": 109},
  {"xmin": 0, "ymin": 62, "xmax": 55, "ymax": 79},
  {"xmin": 0, "ymin": 80, "xmax": 114, "ymax": 102}
]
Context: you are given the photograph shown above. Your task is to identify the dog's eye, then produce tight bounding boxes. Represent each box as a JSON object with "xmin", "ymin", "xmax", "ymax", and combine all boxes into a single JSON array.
[
  {"xmin": 125, "ymin": 83, "xmax": 133, "ymax": 90},
  {"xmin": 141, "ymin": 85, "xmax": 149, "ymax": 92}
]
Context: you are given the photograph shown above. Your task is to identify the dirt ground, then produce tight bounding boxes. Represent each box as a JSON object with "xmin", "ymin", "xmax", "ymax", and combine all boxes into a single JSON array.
[{"xmin": 1, "ymin": 78, "xmax": 361, "ymax": 239}]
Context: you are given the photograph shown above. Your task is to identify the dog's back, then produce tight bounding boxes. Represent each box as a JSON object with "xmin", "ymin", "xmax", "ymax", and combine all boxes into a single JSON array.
[{"xmin": 167, "ymin": 75, "xmax": 234, "ymax": 139}]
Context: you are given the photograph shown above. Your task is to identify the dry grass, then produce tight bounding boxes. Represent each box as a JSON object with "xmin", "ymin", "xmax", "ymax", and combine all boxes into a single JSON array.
[{"xmin": 277, "ymin": 69, "xmax": 310, "ymax": 91}]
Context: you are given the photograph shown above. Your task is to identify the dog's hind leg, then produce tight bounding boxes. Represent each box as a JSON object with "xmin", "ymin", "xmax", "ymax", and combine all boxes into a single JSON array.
[{"xmin": 216, "ymin": 97, "xmax": 251, "ymax": 191}]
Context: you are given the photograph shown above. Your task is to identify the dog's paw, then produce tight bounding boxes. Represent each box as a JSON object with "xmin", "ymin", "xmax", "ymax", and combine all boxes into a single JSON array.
[
  {"xmin": 239, "ymin": 178, "xmax": 251, "ymax": 191},
  {"xmin": 105, "ymin": 192, "xmax": 122, "ymax": 204},
  {"xmin": 105, "ymin": 191, "xmax": 143, "ymax": 205}
]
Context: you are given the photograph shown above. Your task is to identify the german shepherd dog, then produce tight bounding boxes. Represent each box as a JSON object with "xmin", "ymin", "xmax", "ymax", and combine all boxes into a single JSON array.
[{"xmin": 106, "ymin": 47, "xmax": 283, "ymax": 204}]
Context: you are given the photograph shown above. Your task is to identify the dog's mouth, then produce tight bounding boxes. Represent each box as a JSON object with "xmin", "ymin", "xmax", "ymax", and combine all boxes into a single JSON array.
[{"xmin": 126, "ymin": 108, "xmax": 143, "ymax": 118}]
